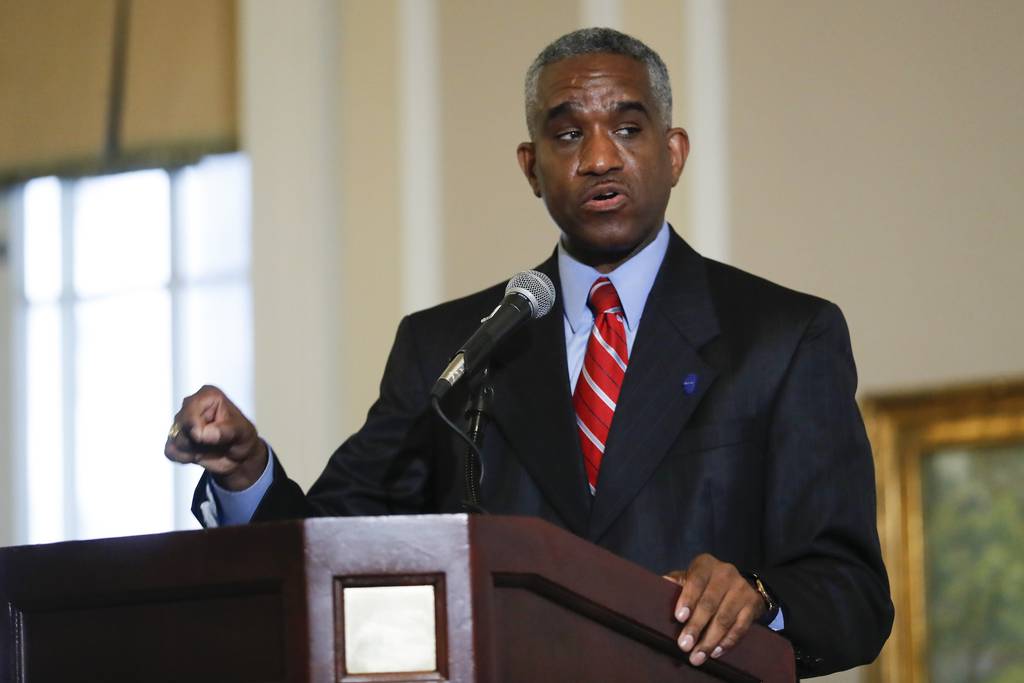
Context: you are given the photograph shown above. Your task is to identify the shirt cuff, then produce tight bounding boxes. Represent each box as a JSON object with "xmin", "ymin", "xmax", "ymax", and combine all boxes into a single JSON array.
[
  {"xmin": 768, "ymin": 607, "xmax": 785, "ymax": 631},
  {"xmin": 208, "ymin": 443, "xmax": 276, "ymax": 526}
]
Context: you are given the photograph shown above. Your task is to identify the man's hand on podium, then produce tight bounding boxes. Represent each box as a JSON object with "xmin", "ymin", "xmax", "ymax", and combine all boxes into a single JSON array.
[
  {"xmin": 164, "ymin": 385, "xmax": 268, "ymax": 492},
  {"xmin": 665, "ymin": 553, "xmax": 767, "ymax": 668}
]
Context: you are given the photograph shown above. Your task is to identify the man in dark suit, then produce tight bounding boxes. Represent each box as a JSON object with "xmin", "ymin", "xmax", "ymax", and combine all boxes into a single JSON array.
[{"xmin": 166, "ymin": 28, "xmax": 892, "ymax": 677}]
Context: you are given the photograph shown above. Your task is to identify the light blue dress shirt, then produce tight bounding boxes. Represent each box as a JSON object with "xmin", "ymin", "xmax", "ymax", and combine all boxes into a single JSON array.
[
  {"xmin": 207, "ymin": 444, "xmax": 276, "ymax": 525},
  {"xmin": 559, "ymin": 222, "xmax": 669, "ymax": 392}
]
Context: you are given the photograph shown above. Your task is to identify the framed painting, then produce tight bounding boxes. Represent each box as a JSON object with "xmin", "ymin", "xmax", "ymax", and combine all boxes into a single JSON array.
[{"xmin": 863, "ymin": 380, "xmax": 1024, "ymax": 683}]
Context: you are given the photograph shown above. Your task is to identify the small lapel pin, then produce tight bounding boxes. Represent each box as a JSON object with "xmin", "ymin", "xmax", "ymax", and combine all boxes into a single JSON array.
[{"xmin": 683, "ymin": 372, "xmax": 699, "ymax": 395}]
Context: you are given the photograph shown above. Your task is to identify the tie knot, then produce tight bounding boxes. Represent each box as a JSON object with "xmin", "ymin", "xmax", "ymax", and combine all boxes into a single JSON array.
[{"xmin": 587, "ymin": 277, "xmax": 624, "ymax": 317}]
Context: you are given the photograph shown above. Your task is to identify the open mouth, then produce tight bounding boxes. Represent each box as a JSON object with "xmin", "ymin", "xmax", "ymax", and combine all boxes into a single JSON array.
[{"xmin": 584, "ymin": 187, "xmax": 627, "ymax": 211}]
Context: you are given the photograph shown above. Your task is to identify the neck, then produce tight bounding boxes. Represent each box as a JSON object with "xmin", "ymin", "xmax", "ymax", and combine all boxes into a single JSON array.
[{"xmin": 562, "ymin": 224, "xmax": 662, "ymax": 273}]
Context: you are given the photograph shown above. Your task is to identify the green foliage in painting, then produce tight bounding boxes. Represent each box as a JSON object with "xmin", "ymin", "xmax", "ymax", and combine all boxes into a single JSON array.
[{"xmin": 923, "ymin": 445, "xmax": 1024, "ymax": 683}]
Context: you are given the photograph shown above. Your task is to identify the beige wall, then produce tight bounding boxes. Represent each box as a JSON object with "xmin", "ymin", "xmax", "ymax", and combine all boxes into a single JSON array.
[
  {"xmin": 438, "ymin": 0, "xmax": 577, "ymax": 298},
  {"xmin": 336, "ymin": 0, "xmax": 401, "ymax": 436},
  {"xmin": 725, "ymin": 1, "xmax": 1024, "ymax": 394}
]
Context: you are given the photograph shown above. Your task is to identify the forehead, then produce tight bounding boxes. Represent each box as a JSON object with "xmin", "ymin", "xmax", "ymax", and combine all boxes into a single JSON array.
[{"xmin": 536, "ymin": 53, "xmax": 653, "ymax": 112}]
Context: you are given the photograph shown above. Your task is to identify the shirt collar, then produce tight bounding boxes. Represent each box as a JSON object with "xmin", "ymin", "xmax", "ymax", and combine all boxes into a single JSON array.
[{"xmin": 557, "ymin": 222, "xmax": 670, "ymax": 334}]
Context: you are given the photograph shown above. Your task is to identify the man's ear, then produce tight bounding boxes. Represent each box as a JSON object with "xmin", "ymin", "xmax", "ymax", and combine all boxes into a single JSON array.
[
  {"xmin": 666, "ymin": 127, "xmax": 690, "ymax": 187},
  {"xmin": 517, "ymin": 142, "xmax": 543, "ymax": 198}
]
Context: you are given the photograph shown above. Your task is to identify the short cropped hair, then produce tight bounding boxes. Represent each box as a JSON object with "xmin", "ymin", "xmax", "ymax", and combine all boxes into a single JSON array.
[{"xmin": 524, "ymin": 27, "xmax": 673, "ymax": 138}]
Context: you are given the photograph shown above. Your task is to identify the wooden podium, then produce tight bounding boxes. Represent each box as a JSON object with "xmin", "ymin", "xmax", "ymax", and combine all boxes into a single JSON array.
[{"xmin": 0, "ymin": 515, "xmax": 794, "ymax": 682}]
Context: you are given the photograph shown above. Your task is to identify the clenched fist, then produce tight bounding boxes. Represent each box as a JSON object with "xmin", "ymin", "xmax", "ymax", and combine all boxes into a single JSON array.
[{"xmin": 164, "ymin": 385, "xmax": 268, "ymax": 491}]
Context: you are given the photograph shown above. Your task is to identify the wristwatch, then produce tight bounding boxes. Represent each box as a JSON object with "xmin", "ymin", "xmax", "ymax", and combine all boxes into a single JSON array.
[{"xmin": 743, "ymin": 571, "xmax": 780, "ymax": 624}]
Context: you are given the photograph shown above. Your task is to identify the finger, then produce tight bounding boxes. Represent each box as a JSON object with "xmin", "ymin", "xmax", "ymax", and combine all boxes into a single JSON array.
[
  {"xmin": 167, "ymin": 396, "xmax": 233, "ymax": 462},
  {"xmin": 713, "ymin": 604, "xmax": 757, "ymax": 659},
  {"xmin": 164, "ymin": 440, "xmax": 239, "ymax": 476},
  {"xmin": 188, "ymin": 399, "xmax": 224, "ymax": 441},
  {"xmin": 678, "ymin": 581, "xmax": 725, "ymax": 656},
  {"xmin": 664, "ymin": 570, "xmax": 686, "ymax": 584},
  {"xmin": 663, "ymin": 570, "xmax": 686, "ymax": 617},
  {"xmin": 174, "ymin": 385, "xmax": 227, "ymax": 434},
  {"xmin": 199, "ymin": 419, "xmax": 262, "ymax": 465},
  {"xmin": 164, "ymin": 440, "xmax": 196, "ymax": 464},
  {"xmin": 666, "ymin": 578, "xmax": 687, "ymax": 619},
  {"xmin": 178, "ymin": 392, "xmax": 245, "ymax": 448},
  {"xmin": 166, "ymin": 418, "xmax": 206, "ymax": 457},
  {"xmin": 164, "ymin": 438, "xmax": 211, "ymax": 465},
  {"xmin": 192, "ymin": 420, "xmax": 238, "ymax": 446},
  {"xmin": 693, "ymin": 584, "xmax": 749, "ymax": 664},
  {"xmin": 675, "ymin": 555, "xmax": 712, "ymax": 626}
]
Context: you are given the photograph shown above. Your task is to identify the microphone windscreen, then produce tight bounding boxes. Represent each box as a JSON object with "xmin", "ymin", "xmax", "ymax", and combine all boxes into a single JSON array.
[{"xmin": 505, "ymin": 270, "xmax": 556, "ymax": 319}]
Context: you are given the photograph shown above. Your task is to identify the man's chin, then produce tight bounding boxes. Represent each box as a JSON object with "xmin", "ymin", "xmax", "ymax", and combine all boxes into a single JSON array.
[{"xmin": 560, "ymin": 230, "xmax": 650, "ymax": 270}]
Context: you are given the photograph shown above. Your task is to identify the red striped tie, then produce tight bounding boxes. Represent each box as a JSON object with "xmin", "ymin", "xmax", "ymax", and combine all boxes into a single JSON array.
[{"xmin": 573, "ymin": 277, "xmax": 629, "ymax": 494}]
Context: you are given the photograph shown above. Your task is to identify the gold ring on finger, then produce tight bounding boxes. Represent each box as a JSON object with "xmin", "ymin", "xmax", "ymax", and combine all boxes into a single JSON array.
[{"xmin": 168, "ymin": 423, "xmax": 183, "ymax": 440}]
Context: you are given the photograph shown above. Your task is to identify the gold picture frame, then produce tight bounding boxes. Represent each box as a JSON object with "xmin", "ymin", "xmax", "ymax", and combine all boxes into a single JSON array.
[{"xmin": 863, "ymin": 380, "xmax": 1024, "ymax": 683}]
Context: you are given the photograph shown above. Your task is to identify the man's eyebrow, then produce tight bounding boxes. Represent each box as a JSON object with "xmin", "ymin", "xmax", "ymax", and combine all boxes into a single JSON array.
[
  {"xmin": 543, "ymin": 101, "xmax": 578, "ymax": 124},
  {"xmin": 543, "ymin": 100, "xmax": 652, "ymax": 125},
  {"xmin": 615, "ymin": 100, "xmax": 650, "ymax": 117}
]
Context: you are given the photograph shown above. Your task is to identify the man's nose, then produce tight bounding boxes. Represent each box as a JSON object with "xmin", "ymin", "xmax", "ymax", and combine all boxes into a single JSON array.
[{"xmin": 577, "ymin": 132, "xmax": 623, "ymax": 175}]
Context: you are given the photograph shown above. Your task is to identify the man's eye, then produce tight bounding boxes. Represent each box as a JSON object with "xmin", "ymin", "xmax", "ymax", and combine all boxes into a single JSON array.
[
  {"xmin": 556, "ymin": 130, "xmax": 582, "ymax": 141},
  {"xmin": 615, "ymin": 126, "xmax": 641, "ymax": 137}
]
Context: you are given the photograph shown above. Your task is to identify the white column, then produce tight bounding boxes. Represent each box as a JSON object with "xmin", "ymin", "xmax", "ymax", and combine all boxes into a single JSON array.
[
  {"xmin": 398, "ymin": 0, "xmax": 442, "ymax": 314},
  {"xmin": 0, "ymin": 191, "xmax": 15, "ymax": 546},
  {"xmin": 684, "ymin": 0, "xmax": 730, "ymax": 262},
  {"xmin": 240, "ymin": 0, "xmax": 344, "ymax": 487},
  {"xmin": 581, "ymin": 0, "xmax": 622, "ymax": 28}
]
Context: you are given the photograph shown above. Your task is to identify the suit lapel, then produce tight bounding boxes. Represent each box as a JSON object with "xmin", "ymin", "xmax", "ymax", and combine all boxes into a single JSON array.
[
  {"xmin": 488, "ymin": 255, "xmax": 592, "ymax": 536},
  {"xmin": 587, "ymin": 232, "xmax": 722, "ymax": 542}
]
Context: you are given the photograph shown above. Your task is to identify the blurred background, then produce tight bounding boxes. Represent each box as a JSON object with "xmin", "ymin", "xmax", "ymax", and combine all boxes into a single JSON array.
[{"xmin": 1, "ymin": 1, "xmax": 1022, "ymax": 681}]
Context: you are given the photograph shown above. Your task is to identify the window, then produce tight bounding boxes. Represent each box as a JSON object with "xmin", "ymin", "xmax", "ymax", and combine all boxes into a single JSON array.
[{"xmin": 11, "ymin": 153, "xmax": 253, "ymax": 543}]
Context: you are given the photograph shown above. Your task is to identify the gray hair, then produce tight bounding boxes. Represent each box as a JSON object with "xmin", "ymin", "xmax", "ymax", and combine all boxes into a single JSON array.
[{"xmin": 524, "ymin": 27, "xmax": 673, "ymax": 138}]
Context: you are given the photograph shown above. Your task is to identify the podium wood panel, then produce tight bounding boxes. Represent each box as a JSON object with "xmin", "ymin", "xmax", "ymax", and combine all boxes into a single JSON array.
[{"xmin": 0, "ymin": 515, "xmax": 795, "ymax": 682}]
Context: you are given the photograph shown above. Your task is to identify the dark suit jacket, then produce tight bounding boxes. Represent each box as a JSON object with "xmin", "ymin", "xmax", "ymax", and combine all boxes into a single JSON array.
[{"xmin": 194, "ymin": 230, "xmax": 893, "ymax": 676}]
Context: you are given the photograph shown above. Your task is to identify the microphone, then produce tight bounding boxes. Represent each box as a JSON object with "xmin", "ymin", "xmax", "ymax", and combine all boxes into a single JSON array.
[{"xmin": 430, "ymin": 270, "xmax": 556, "ymax": 400}]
